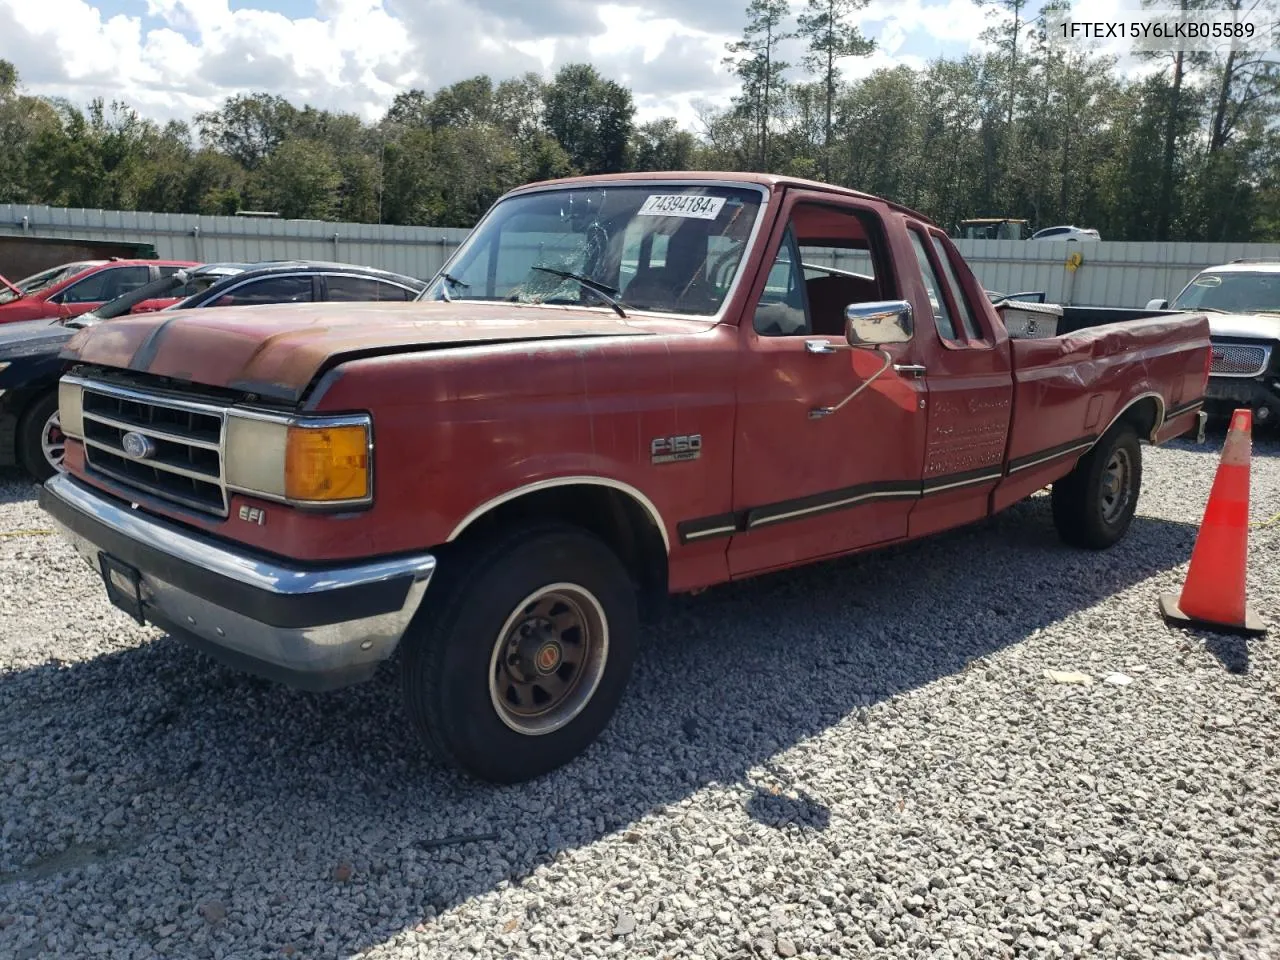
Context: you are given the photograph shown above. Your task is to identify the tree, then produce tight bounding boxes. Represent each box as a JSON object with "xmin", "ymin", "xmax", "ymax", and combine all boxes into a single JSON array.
[
  {"xmin": 723, "ymin": 0, "xmax": 795, "ymax": 170},
  {"xmin": 384, "ymin": 89, "xmax": 432, "ymax": 128},
  {"xmin": 424, "ymin": 76, "xmax": 495, "ymax": 130},
  {"xmin": 632, "ymin": 118, "xmax": 698, "ymax": 171},
  {"xmin": 0, "ymin": 61, "xmax": 61, "ymax": 203},
  {"xmin": 493, "ymin": 73, "xmax": 547, "ymax": 142},
  {"xmin": 796, "ymin": 0, "xmax": 874, "ymax": 178},
  {"xmin": 542, "ymin": 63, "xmax": 635, "ymax": 174},
  {"xmin": 196, "ymin": 93, "xmax": 297, "ymax": 169},
  {"xmin": 255, "ymin": 138, "xmax": 342, "ymax": 219}
]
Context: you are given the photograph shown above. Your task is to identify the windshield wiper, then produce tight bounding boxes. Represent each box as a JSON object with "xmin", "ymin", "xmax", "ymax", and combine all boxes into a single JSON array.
[
  {"xmin": 438, "ymin": 272, "xmax": 470, "ymax": 303},
  {"xmin": 529, "ymin": 266, "xmax": 628, "ymax": 318}
]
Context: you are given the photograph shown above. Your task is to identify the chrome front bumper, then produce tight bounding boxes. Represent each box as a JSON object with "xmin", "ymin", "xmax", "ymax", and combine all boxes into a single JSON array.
[{"xmin": 40, "ymin": 473, "xmax": 436, "ymax": 691}]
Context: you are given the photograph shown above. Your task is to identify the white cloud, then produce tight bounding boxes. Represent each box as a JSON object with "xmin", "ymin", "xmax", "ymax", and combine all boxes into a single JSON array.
[{"xmin": 0, "ymin": 0, "xmax": 1151, "ymax": 132}]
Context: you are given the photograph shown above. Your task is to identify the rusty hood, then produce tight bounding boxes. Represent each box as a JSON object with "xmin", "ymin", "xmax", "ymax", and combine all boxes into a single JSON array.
[{"xmin": 61, "ymin": 299, "xmax": 705, "ymax": 402}]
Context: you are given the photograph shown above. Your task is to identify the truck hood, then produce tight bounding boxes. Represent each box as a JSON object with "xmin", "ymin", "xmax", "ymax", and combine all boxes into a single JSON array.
[
  {"xmin": 61, "ymin": 299, "xmax": 711, "ymax": 402},
  {"xmin": 1206, "ymin": 312, "xmax": 1280, "ymax": 341}
]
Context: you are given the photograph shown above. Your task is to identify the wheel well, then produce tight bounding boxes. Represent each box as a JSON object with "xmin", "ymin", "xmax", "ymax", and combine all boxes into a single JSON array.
[
  {"xmin": 1116, "ymin": 395, "xmax": 1162, "ymax": 441},
  {"xmin": 450, "ymin": 484, "xmax": 669, "ymax": 606}
]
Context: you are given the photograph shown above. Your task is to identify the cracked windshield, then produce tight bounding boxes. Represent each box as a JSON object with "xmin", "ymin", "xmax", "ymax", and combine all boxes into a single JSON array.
[
  {"xmin": 427, "ymin": 185, "xmax": 763, "ymax": 316},
  {"xmin": 1171, "ymin": 271, "xmax": 1280, "ymax": 314}
]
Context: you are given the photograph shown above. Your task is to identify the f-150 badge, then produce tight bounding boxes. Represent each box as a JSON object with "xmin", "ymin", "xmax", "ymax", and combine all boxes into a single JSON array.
[{"xmin": 651, "ymin": 434, "xmax": 702, "ymax": 464}]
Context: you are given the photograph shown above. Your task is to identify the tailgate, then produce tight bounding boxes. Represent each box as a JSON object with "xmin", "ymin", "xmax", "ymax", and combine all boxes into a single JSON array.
[{"xmin": 1005, "ymin": 314, "xmax": 1210, "ymax": 471}]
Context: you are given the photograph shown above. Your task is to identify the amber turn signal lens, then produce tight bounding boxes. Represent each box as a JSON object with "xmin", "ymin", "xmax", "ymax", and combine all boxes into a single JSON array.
[{"xmin": 284, "ymin": 423, "xmax": 370, "ymax": 502}]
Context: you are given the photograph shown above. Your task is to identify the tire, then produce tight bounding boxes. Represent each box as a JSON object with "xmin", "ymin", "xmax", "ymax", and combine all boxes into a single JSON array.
[
  {"xmin": 1051, "ymin": 424, "xmax": 1142, "ymax": 550},
  {"xmin": 400, "ymin": 522, "xmax": 638, "ymax": 784},
  {"xmin": 17, "ymin": 392, "xmax": 65, "ymax": 483}
]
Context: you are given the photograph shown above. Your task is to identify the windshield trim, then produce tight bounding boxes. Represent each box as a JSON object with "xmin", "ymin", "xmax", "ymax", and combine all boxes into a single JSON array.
[{"xmin": 424, "ymin": 179, "xmax": 772, "ymax": 324}]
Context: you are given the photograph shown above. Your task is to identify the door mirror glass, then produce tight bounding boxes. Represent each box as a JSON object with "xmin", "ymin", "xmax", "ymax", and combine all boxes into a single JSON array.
[
  {"xmin": 1145, "ymin": 298, "xmax": 1169, "ymax": 310},
  {"xmin": 845, "ymin": 300, "xmax": 913, "ymax": 347}
]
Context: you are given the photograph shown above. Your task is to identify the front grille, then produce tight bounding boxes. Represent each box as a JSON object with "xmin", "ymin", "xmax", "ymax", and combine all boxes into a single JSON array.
[
  {"xmin": 80, "ymin": 381, "xmax": 229, "ymax": 516},
  {"xmin": 1209, "ymin": 342, "xmax": 1270, "ymax": 377}
]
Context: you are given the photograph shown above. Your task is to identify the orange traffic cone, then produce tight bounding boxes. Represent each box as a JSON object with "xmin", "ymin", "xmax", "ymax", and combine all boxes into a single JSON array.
[{"xmin": 1159, "ymin": 408, "xmax": 1266, "ymax": 636}]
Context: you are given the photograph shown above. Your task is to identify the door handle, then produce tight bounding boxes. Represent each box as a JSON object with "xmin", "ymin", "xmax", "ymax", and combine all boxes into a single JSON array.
[
  {"xmin": 805, "ymin": 338, "xmax": 838, "ymax": 355},
  {"xmin": 893, "ymin": 364, "xmax": 927, "ymax": 378}
]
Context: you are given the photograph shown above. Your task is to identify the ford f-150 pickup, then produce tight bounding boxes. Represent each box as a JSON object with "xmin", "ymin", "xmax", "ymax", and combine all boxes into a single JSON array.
[{"xmin": 39, "ymin": 173, "xmax": 1212, "ymax": 783}]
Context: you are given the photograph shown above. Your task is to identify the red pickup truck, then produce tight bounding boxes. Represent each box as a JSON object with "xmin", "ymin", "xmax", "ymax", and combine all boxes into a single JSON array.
[{"xmin": 40, "ymin": 173, "xmax": 1211, "ymax": 783}]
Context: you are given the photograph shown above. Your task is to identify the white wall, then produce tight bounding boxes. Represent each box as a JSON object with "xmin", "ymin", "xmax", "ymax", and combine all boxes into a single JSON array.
[{"xmin": 954, "ymin": 239, "xmax": 1280, "ymax": 306}]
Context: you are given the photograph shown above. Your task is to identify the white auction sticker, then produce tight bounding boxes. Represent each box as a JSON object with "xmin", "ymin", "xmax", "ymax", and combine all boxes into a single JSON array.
[{"xmin": 637, "ymin": 195, "xmax": 726, "ymax": 219}]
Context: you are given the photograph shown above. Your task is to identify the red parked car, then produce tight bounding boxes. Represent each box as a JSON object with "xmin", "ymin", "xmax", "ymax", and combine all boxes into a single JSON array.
[{"xmin": 0, "ymin": 259, "xmax": 199, "ymax": 325}]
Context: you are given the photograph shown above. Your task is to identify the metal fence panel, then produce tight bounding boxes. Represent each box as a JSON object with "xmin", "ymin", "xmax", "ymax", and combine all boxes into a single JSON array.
[
  {"xmin": 3, "ymin": 204, "xmax": 1279, "ymax": 306},
  {"xmin": 0, "ymin": 204, "xmax": 472, "ymax": 282}
]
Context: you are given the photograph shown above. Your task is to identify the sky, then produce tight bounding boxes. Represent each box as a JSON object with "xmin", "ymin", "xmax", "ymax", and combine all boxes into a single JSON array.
[{"xmin": 0, "ymin": 0, "xmax": 1150, "ymax": 130}]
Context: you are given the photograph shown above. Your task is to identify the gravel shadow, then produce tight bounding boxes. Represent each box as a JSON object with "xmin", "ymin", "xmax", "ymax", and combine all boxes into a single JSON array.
[{"xmin": 0, "ymin": 494, "xmax": 1204, "ymax": 958}]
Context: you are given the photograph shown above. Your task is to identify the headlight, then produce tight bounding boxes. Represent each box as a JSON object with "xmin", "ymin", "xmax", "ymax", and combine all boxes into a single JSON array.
[
  {"xmin": 225, "ymin": 411, "xmax": 372, "ymax": 508},
  {"xmin": 58, "ymin": 379, "xmax": 85, "ymax": 439}
]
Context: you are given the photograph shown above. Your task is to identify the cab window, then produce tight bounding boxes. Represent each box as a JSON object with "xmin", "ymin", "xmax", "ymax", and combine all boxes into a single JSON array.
[
  {"xmin": 930, "ymin": 234, "xmax": 984, "ymax": 340},
  {"xmin": 753, "ymin": 226, "xmax": 809, "ymax": 336},
  {"xmin": 755, "ymin": 202, "xmax": 894, "ymax": 338},
  {"xmin": 907, "ymin": 229, "xmax": 957, "ymax": 341}
]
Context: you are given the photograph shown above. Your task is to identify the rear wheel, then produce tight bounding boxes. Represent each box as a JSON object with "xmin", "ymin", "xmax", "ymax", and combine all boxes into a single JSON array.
[
  {"xmin": 1051, "ymin": 424, "xmax": 1142, "ymax": 549},
  {"xmin": 400, "ymin": 522, "xmax": 638, "ymax": 783},
  {"xmin": 17, "ymin": 392, "xmax": 65, "ymax": 483}
]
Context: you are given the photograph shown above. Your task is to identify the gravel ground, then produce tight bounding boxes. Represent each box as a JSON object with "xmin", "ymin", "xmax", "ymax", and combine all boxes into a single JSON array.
[{"xmin": 1, "ymin": 430, "xmax": 1277, "ymax": 960}]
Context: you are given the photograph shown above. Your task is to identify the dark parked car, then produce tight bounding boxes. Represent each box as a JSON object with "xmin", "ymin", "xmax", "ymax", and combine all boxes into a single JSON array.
[{"xmin": 0, "ymin": 261, "xmax": 426, "ymax": 480}]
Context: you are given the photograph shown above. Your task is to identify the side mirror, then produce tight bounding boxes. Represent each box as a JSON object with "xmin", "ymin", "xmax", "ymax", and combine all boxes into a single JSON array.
[
  {"xmin": 1145, "ymin": 298, "xmax": 1169, "ymax": 310},
  {"xmin": 845, "ymin": 300, "xmax": 914, "ymax": 347}
]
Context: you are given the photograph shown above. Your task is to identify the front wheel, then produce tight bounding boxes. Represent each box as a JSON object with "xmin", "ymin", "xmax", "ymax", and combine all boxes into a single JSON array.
[
  {"xmin": 18, "ymin": 392, "xmax": 66, "ymax": 483},
  {"xmin": 1051, "ymin": 424, "xmax": 1142, "ymax": 549},
  {"xmin": 400, "ymin": 523, "xmax": 638, "ymax": 783}
]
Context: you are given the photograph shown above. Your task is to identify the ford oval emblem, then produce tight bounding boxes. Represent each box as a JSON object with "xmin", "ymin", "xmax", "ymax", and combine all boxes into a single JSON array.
[{"xmin": 121, "ymin": 431, "xmax": 156, "ymax": 460}]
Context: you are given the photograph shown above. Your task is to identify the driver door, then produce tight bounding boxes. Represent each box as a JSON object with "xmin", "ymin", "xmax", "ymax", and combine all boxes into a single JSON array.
[{"xmin": 725, "ymin": 196, "xmax": 929, "ymax": 577}]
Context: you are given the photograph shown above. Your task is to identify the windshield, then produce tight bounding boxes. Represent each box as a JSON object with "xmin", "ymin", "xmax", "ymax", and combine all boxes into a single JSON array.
[
  {"xmin": 423, "ymin": 184, "xmax": 766, "ymax": 316},
  {"xmin": 1171, "ymin": 271, "xmax": 1280, "ymax": 314},
  {"xmin": 0, "ymin": 261, "xmax": 98, "ymax": 306}
]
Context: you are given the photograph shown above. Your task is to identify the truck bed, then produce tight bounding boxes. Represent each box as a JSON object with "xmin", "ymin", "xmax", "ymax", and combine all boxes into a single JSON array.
[
  {"xmin": 1057, "ymin": 305, "xmax": 1182, "ymax": 336},
  {"xmin": 997, "ymin": 312, "xmax": 1211, "ymax": 509}
]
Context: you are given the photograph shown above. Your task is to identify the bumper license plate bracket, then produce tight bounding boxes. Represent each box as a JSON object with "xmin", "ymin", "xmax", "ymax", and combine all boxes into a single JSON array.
[{"xmin": 99, "ymin": 552, "xmax": 146, "ymax": 625}]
